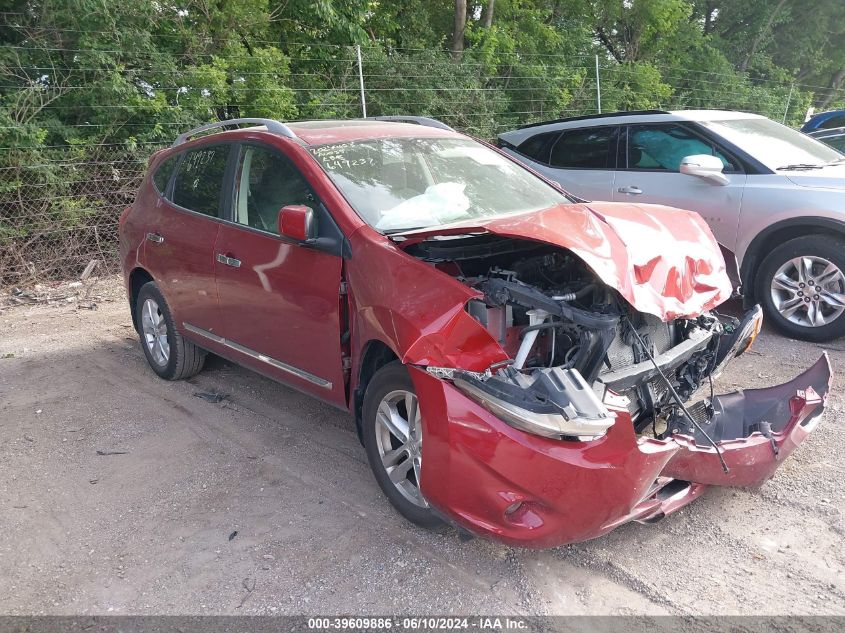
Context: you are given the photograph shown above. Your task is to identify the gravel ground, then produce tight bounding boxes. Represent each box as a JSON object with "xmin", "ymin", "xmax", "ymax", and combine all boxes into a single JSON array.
[{"xmin": 0, "ymin": 276, "xmax": 842, "ymax": 616}]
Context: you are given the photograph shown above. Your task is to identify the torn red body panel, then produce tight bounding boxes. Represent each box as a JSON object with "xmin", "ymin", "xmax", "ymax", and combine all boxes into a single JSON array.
[
  {"xmin": 392, "ymin": 200, "xmax": 733, "ymax": 321},
  {"xmin": 663, "ymin": 353, "xmax": 831, "ymax": 487},
  {"xmin": 345, "ymin": 233, "xmax": 509, "ymax": 374},
  {"xmin": 411, "ymin": 354, "xmax": 831, "ymax": 548}
]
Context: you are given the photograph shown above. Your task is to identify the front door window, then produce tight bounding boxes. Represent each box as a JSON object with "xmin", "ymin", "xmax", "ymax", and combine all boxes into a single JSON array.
[
  {"xmin": 627, "ymin": 124, "xmax": 733, "ymax": 171},
  {"xmin": 233, "ymin": 146, "xmax": 314, "ymax": 233}
]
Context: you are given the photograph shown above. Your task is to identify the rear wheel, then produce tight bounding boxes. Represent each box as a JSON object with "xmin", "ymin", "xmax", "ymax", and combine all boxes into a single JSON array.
[
  {"xmin": 136, "ymin": 282, "xmax": 206, "ymax": 380},
  {"xmin": 362, "ymin": 362, "xmax": 443, "ymax": 529},
  {"xmin": 756, "ymin": 235, "xmax": 845, "ymax": 342}
]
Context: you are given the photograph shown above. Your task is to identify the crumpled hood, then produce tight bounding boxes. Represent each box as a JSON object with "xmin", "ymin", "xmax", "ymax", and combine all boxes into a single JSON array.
[{"xmin": 395, "ymin": 202, "xmax": 733, "ymax": 320}]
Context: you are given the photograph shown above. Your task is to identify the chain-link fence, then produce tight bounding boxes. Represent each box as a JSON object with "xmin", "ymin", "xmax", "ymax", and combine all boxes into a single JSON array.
[{"xmin": 2, "ymin": 44, "xmax": 842, "ymax": 289}]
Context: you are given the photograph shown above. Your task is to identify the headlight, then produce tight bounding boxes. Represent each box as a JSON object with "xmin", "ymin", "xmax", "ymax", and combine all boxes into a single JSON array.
[
  {"xmin": 713, "ymin": 304, "xmax": 763, "ymax": 377},
  {"xmin": 451, "ymin": 367, "xmax": 616, "ymax": 440}
]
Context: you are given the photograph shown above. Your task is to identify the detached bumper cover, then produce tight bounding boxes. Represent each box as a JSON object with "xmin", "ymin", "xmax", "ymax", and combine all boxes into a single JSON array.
[
  {"xmin": 663, "ymin": 353, "xmax": 831, "ymax": 487},
  {"xmin": 411, "ymin": 353, "xmax": 831, "ymax": 549}
]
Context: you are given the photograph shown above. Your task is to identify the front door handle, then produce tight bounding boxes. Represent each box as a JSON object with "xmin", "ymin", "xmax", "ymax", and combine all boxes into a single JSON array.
[
  {"xmin": 617, "ymin": 186, "xmax": 643, "ymax": 195},
  {"xmin": 216, "ymin": 253, "xmax": 241, "ymax": 268},
  {"xmin": 146, "ymin": 232, "xmax": 164, "ymax": 244}
]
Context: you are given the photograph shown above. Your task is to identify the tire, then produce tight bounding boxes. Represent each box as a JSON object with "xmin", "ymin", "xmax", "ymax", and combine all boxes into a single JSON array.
[
  {"xmin": 362, "ymin": 361, "xmax": 444, "ymax": 530},
  {"xmin": 135, "ymin": 281, "xmax": 206, "ymax": 380},
  {"xmin": 755, "ymin": 235, "xmax": 845, "ymax": 342}
]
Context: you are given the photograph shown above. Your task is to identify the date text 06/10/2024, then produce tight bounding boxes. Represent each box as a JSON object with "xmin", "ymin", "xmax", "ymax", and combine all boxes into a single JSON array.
[{"xmin": 306, "ymin": 617, "xmax": 529, "ymax": 630}]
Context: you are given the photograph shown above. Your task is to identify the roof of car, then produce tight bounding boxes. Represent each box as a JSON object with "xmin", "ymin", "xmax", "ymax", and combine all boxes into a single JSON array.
[
  {"xmin": 500, "ymin": 109, "xmax": 766, "ymax": 139},
  {"xmin": 286, "ymin": 120, "xmax": 459, "ymax": 145},
  {"xmin": 173, "ymin": 118, "xmax": 461, "ymax": 149}
]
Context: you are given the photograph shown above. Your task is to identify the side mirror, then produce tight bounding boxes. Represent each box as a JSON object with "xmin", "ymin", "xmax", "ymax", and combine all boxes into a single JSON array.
[
  {"xmin": 679, "ymin": 154, "xmax": 729, "ymax": 186},
  {"xmin": 278, "ymin": 205, "xmax": 317, "ymax": 243}
]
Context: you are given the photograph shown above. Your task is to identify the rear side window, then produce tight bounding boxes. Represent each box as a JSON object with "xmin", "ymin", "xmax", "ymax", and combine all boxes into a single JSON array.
[
  {"xmin": 172, "ymin": 145, "xmax": 230, "ymax": 217},
  {"xmin": 549, "ymin": 126, "xmax": 617, "ymax": 169},
  {"xmin": 516, "ymin": 131, "xmax": 558, "ymax": 163},
  {"xmin": 152, "ymin": 155, "xmax": 178, "ymax": 195},
  {"xmin": 819, "ymin": 115, "xmax": 845, "ymax": 130}
]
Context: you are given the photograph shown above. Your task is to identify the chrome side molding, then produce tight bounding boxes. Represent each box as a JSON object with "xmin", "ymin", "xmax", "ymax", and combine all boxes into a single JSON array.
[{"xmin": 182, "ymin": 322, "xmax": 332, "ymax": 389}]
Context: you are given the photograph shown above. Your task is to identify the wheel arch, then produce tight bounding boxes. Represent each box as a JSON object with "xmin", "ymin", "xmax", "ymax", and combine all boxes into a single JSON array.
[
  {"xmin": 353, "ymin": 339, "xmax": 399, "ymax": 442},
  {"xmin": 741, "ymin": 217, "xmax": 845, "ymax": 305},
  {"xmin": 128, "ymin": 266, "xmax": 155, "ymax": 331}
]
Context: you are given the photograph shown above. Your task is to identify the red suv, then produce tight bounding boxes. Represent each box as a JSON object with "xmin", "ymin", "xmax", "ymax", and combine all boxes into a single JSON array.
[{"xmin": 120, "ymin": 117, "xmax": 831, "ymax": 548}]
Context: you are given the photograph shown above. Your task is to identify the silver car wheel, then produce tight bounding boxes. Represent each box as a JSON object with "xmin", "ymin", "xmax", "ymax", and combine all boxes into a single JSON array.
[
  {"xmin": 374, "ymin": 389, "xmax": 427, "ymax": 508},
  {"xmin": 770, "ymin": 256, "xmax": 845, "ymax": 327},
  {"xmin": 141, "ymin": 298, "xmax": 170, "ymax": 366}
]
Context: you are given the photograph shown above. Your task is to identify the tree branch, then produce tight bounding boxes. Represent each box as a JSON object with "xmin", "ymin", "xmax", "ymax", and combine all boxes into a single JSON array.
[{"xmin": 595, "ymin": 27, "xmax": 623, "ymax": 63}]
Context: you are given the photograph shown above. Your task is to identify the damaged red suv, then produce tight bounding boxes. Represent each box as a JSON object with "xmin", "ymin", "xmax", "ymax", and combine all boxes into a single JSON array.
[{"xmin": 119, "ymin": 116, "xmax": 832, "ymax": 548}]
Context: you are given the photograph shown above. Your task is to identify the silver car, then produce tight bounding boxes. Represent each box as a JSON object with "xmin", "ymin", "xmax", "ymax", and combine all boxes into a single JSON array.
[{"xmin": 498, "ymin": 110, "xmax": 845, "ymax": 342}]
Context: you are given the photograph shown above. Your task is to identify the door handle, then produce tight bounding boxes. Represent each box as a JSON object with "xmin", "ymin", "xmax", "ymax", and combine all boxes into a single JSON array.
[
  {"xmin": 216, "ymin": 253, "xmax": 241, "ymax": 268},
  {"xmin": 146, "ymin": 232, "xmax": 164, "ymax": 243},
  {"xmin": 617, "ymin": 186, "xmax": 643, "ymax": 195}
]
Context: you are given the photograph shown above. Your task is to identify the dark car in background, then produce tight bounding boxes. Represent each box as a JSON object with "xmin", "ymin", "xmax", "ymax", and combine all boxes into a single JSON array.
[
  {"xmin": 801, "ymin": 109, "xmax": 845, "ymax": 134},
  {"xmin": 802, "ymin": 110, "xmax": 845, "ymax": 153}
]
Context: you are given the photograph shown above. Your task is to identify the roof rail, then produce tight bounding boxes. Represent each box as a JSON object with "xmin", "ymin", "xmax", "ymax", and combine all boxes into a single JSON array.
[
  {"xmin": 172, "ymin": 118, "xmax": 298, "ymax": 147},
  {"xmin": 368, "ymin": 115, "xmax": 455, "ymax": 132},
  {"xmin": 515, "ymin": 109, "xmax": 670, "ymax": 131}
]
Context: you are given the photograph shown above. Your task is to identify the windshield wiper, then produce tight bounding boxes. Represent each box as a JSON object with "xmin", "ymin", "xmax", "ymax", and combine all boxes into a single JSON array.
[
  {"xmin": 776, "ymin": 163, "xmax": 825, "ymax": 171},
  {"xmin": 825, "ymin": 157, "xmax": 845, "ymax": 166},
  {"xmin": 382, "ymin": 226, "xmax": 431, "ymax": 235}
]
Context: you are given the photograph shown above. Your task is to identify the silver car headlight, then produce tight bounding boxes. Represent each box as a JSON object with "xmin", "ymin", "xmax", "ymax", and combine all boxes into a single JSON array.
[{"xmin": 450, "ymin": 367, "xmax": 616, "ymax": 440}]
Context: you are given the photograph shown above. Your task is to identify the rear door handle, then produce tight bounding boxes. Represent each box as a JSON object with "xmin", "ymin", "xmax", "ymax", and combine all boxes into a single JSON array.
[
  {"xmin": 216, "ymin": 253, "xmax": 241, "ymax": 268},
  {"xmin": 617, "ymin": 186, "xmax": 643, "ymax": 195},
  {"xmin": 146, "ymin": 232, "xmax": 164, "ymax": 243}
]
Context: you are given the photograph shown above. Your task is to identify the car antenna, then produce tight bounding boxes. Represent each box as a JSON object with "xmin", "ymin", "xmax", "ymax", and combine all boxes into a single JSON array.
[{"xmin": 623, "ymin": 317, "xmax": 730, "ymax": 474}]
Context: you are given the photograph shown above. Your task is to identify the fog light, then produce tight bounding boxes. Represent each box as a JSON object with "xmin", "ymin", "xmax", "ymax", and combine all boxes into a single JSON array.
[{"xmin": 502, "ymin": 500, "xmax": 544, "ymax": 529}]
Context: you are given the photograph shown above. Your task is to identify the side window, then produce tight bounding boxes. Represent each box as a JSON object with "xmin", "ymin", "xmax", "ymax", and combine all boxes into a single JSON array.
[
  {"xmin": 152, "ymin": 155, "xmax": 178, "ymax": 195},
  {"xmin": 819, "ymin": 115, "xmax": 845, "ymax": 130},
  {"xmin": 548, "ymin": 126, "xmax": 617, "ymax": 169},
  {"xmin": 172, "ymin": 144, "xmax": 230, "ymax": 217},
  {"xmin": 516, "ymin": 131, "xmax": 558, "ymax": 163},
  {"xmin": 627, "ymin": 124, "xmax": 733, "ymax": 171},
  {"xmin": 233, "ymin": 146, "xmax": 314, "ymax": 234},
  {"xmin": 822, "ymin": 134, "xmax": 845, "ymax": 152}
]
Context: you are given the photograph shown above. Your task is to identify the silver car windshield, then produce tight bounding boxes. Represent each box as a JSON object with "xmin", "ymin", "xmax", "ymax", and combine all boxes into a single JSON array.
[
  {"xmin": 700, "ymin": 117, "xmax": 842, "ymax": 170},
  {"xmin": 310, "ymin": 137, "xmax": 567, "ymax": 232}
]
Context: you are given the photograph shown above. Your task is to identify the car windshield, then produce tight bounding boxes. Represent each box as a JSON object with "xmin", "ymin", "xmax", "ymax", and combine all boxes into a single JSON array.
[
  {"xmin": 309, "ymin": 137, "xmax": 567, "ymax": 232},
  {"xmin": 699, "ymin": 117, "xmax": 842, "ymax": 170}
]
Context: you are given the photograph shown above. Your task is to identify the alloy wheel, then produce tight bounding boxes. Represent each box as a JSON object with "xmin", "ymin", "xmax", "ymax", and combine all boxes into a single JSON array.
[
  {"xmin": 770, "ymin": 256, "xmax": 845, "ymax": 328},
  {"xmin": 374, "ymin": 389, "xmax": 427, "ymax": 508},
  {"xmin": 141, "ymin": 298, "xmax": 170, "ymax": 366}
]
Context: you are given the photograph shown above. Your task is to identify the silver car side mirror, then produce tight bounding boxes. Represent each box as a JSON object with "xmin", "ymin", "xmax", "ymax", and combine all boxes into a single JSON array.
[{"xmin": 680, "ymin": 154, "xmax": 730, "ymax": 186}]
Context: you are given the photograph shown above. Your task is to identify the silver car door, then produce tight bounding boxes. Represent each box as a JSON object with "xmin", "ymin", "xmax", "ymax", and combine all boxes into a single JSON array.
[{"xmin": 613, "ymin": 123, "xmax": 746, "ymax": 252}]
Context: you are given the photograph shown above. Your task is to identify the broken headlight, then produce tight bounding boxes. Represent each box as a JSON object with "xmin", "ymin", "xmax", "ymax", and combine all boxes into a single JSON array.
[
  {"xmin": 713, "ymin": 305, "xmax": 763, "ymax": 377},
  {"xmin": 451, "ymin": 367, "xmax": 616, "ymax": 440}
]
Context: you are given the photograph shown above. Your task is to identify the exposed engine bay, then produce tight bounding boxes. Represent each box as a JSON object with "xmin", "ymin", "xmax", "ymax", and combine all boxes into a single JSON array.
[{"xmin": 403, "ymin": 233, "xmax": 762, "ymax": 441}]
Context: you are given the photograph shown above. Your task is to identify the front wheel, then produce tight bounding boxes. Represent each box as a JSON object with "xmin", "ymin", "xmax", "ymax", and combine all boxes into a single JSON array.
[
  {"xmin": 756, "ymin": 235, "xmax": 845, "ymax": 342},
  {"xmin": 362, "ymin": 362, "xmax": 444, "ymax": 530}
]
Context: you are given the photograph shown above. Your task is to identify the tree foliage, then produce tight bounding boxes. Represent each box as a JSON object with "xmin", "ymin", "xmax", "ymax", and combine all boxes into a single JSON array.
[{"xmin": 1, "ymin": 1, "xmax": 844, "ymax": 283}]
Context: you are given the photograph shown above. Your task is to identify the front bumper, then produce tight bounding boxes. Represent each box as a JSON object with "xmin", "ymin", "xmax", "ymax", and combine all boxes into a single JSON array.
[{"xmin": 410, "ymin": 353, "xmax": 832, "ymax": 549}]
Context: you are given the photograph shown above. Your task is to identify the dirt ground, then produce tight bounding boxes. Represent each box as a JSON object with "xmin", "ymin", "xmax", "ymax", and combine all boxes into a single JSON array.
[{"xmin": 0, "ymin": 276, "xmax": 842, "ymax": 616}]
